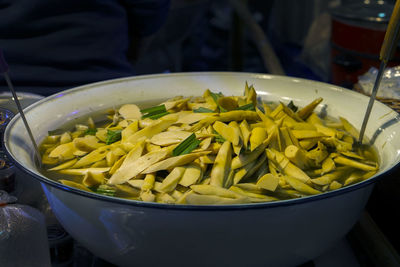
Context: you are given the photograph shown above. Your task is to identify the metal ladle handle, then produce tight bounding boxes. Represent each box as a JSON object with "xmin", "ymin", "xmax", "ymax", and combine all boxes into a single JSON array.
[
  {"xmin": 358, "ymin": 0, "xmax": 400, "ymax": 144},
  {"xmin": 0, "ymin": 49, "xmax": 42, "ymax": 167}
]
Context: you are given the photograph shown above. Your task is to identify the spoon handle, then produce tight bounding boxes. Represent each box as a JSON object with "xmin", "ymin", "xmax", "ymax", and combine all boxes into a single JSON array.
[
  {"xmin": 358, "ymin": 1, "xmax": 400, "ymax": 144},
  {"xmin": 0, "ymin": 49, "xmax": 42, "ymax": 167}
]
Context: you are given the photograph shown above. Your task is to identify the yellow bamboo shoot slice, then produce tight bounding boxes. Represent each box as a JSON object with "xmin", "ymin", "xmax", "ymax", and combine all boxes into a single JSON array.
[
  {"xmin": 339, "ymin": 117, "xmax": 359, "ymax": 140},
  {"xmin": 267, "ymin": 149, "xmax": 311, "ymax": 184},
  {"xmin": 234, "ymin": 183, "xmax": 266, "ymax": 194},
  {"xmin": 142, "ymin": 173, "xmax": 156, "ymax": 191},
  {"xmin": 229, "ymin": 121, "xmax": 243, "ymax": 155},
  {"xmin": 233, "ymin": 160, "xmax": 257, "ymax": 185},
  {"xmin": 321, "ymin": 156, "xmax": 336, "ymax": 174},
  {"xmin": 250, "ymin": 127, "xmax": 267, "ymax": 151},
  {"xmin": 218, "ymin": 110, "xmax": 259, "ymax": 123},
  {"xmin": 329, "ymin": 181, "xmax": 342, "ymax": 190},
  {"xmin": 159, "ymin": 166, "xmax": 186, "ymax": 193},
  {"xmin": 109, "ymin": 154, "xmax": 126, "ymax": 175},
  {"xmin": 231, "ymin": 130, "xmax": 275, "ymax": 169},
  {"xmin": 245, "ymin": 84, "xmax": 257, "ymax": 105},
  {"xmin": 290, "ymin": 122, "xmax": 316, "ymax": 131},
  {"xmin": 177, "ymin": 112, "xmax": 216, "ymax": 124},
  {"xmin": 257, "ymin": 173, "xmax": 279, "ymax": 191},
  {"xmin": 143, "ymin": 151, "xmax": 209, "ymax": 173},
  {"xmin": 179, "ymin": 163, "xmax": 203, "ymax": 187},
  {"xmin": 125, "ymin": 117, "xmax": 177, "ymax": 144},
  {"xmin": 213, "ymin": 121, "xmax": 239, "ymax": 146},
  {"xmin": 292, "ymin": 130, "xmax": 325, "ymax": 139},
  {"xmin": 73, "ymin": 135, "xmax": 104, "ymax": 152},
  {"xmin": 283, "ymin": 176, "xmax": 321, "ymax": 195},
  {"xmin": 185, "ymin": 192, "xmax": 248, "ymax": 205},
  {"xmin": 59, "ymin": 167, "xmax": 110, "ymax": 176},
  {"xmin": 190, "ymin": 184, "xmax": 241, "ymax": 199},
  {"xmin": 73, "ymin": 145, "xmax": 111, "ymax": 168},
  {"xmin": 59, "ymin": 180, "xmax": 92, "ymax": 192},
  {"xmin": 156, "ymin": 193, "xmax": 176, "ymax": 203},
  {"xmin": 91, "ymin": 159, "xmax": 107, "ymax": 168},
  {"xmin": 48, "ymin": 159, "xmax": 78, "ymax": 171},
  {"xmin": 343, "ymin": 170, "xmax": 375, "ymax": 186},
  {"xmin": 311, "ymin": 167, "xmax": 352, "ymax": 185},
  {"xmin": 297, "ymin": 97, "xmax": 323, "ymax": 120},
  {"xmin": 239, "ymin": 120, "xmax": 251, "ymax": 149},
  {"xmin": 284, "ymin": 145, "xmax": 311, "ymax": 170},
  {"xmin": 106, "ymin": 151, "xmax": 120, "ymax": 167},
  {"xmin": 210, "ymin": 141, "xmax": 232, "ymax": 187},
  {"xmin": 150, "ymin": 131, "xmax": 192, "ymax": 146},
  {"xmin": 115, "ymin": 184, "xmax": 140, "ymax": 197},
  {"xmin": 229, "ymin": 186, "xmax": 277, "ymax": 201},
  {"xmin": 108, "ymin": 146, "xmax": 173, "ymax": 185},
  {"xmin": 199, "ymin": 137, "xmax": 213, "ymax": 151},
  {"xmin": 121, "ymin": 120, "xmax": 139, "ymax": 142},
  {"xmin": 48, "ymin": 142, "xmax": 75, "ymax": 160},
  {"xmin": 95, "ymin": 128, "xmax": 108, "ymax": 143},
  {"xmin": 333, "ymin": 156, "xmax": 378, "ymax": 171},
  {"xmin": 119, "ymin": 104, "xmax": 141, "ymax": 120},
  {"xmin": 140, "ymin": 191, "xmax": 156, "ymax": 202},
  {"xmin": 256, "ymin": 108, "xmax": 276, "ymax": 134},
  {"xmin": 82, "ymin": 172, "xmax": 105, "ymax": 187},
  {"xmin": 60, "ymin": 132, "xmax": 72, "ymax": 144},
  {"xmin": 199, "ymin": 154, "xmax": 216, "ymax": 164},
  {"xmin": 218, "ymin": 96, "xmax": 238, "ymax": 111},
  {"xmin": 170, "ymin": 190, "xmax": 184, "ymax": 200},
  {"xmin": 306, "ymin": 142, "xmax": 328, "ymax": 165},
  {"xmin": 299, "ymin": 139, "xmax": 319, "ymax": 150}
]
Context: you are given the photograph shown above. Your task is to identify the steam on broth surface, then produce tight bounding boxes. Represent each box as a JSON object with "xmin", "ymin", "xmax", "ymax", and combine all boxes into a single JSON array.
[{"xmin": 39, "ymin": 83, "xmax": 379, "ymax": 205}]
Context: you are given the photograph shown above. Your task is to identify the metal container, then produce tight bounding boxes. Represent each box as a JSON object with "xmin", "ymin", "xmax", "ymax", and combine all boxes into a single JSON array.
[{"xmin": 330, "ymin": 1, "xmax": 400, "ymax": 87}]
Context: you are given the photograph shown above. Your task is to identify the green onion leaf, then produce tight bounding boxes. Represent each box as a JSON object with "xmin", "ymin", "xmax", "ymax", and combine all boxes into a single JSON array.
[
  {"xmin": 84, "ymin": 128, "xmax": 98, "ymax": 135},
  {"xmin": 172, "ymin": 133, "xmax": 201, "ymax": 156},
  {"xmin": 212, "ymin": 129, "xmax": 226, "ymax": 143},
  {"xmin": 96, "ymin": 185, "xmax": 116, "ymax": 196},
  {"xmin": 193, "ymin": 107, "xmax": 214, "ymax": 113},
  {"xmin": 147, "ymin": 111, "xmax": 170, "ymax": 120},
  {"xmin": 236, "ymin": 103, "xmax": 255, "ymax": 111},
  {"xmin": 141, "ymin": 104, "xmax": 166, "ymax": 114},
  {"xmin": 106, "ymin": 129, "xmax": 122, "ymax": 145},
  {"xmin": 287, "ymin": 101, "xmax": 298, "ymax": 112},
  {"xmin": 141, "ymin": 104, "xmax": 168, "ymax": 119},
  {"xmin": 210, "ymin": 91, "xmax": 224, "ymax": 104}
]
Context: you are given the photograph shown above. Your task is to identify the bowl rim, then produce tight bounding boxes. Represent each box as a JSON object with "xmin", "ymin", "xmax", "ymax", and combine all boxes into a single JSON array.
[{"xmin": 4, "ymin": 71, "xmax": 400, "ymax": 210}]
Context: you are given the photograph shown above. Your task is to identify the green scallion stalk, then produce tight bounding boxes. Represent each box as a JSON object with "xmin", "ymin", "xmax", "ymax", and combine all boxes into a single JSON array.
[
  {"xmin": 84, "ymin": 128, "xmax": 98, "ymax": 135},
  {"xmin": 210, "ymin": 91, "xmax": 223, "ymax": 104},
  {"xmin": 96, "ymin": 185, "xmax": 116, "ymax": 196},
  {"xmin": 147, "ymin": 111, "xmax": 170, "ymax": 120},
  {"xmin": 193, "ymin": 107, "xmax": 214, "ymax": 113},
  {"xmin": 105, "ymin": 129, "xmax": 122, "ymax": 145},
  {"xmin": 236, "ymin": 103, "xmax": 255, "ymax": 111},
  {"xmin": 141, "ymin": 104, "xmax": 168, "ymax": 119},
  {"xmin": 212, "ymin": 129, "xmax": 226, "ymax": 143},
  {"xmin": 172, "ymin": 133, "xmax": 201, "ymax": 156}
]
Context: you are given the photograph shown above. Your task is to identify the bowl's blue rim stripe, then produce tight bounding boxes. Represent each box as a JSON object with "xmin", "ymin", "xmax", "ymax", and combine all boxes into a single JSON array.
[{"xmin": 4, "ymin": 71, "xmax": 400, "ymax": 211}]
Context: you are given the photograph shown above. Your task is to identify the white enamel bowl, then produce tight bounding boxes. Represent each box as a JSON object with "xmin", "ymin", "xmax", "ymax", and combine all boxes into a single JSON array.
[{"xmin": 4, "ymin": 72, "xmax": 400, "ymax": 267}]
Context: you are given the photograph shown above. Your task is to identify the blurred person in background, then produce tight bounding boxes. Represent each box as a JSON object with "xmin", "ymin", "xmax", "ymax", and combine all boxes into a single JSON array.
[{"xmin": 0, "ymin": 0, "xmax": 170, "ymax": 96}]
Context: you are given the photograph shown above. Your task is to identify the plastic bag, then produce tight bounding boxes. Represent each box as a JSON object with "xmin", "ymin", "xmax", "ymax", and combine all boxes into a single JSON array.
[
  {"xmin": 0, "ymin": 190, "xmax": 51, "ymax": 267},
  {"xmin": 358, "ymin": 66, "xmax": 400, "ymax": 99}
]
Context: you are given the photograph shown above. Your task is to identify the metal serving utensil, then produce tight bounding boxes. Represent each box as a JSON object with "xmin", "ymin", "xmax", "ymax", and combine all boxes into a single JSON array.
[
  {"xmin": 0, "ymin": 49, "xmax": 42, "ymax": 167},
  {"xmin": 359, "ymin": 0, "xmax": 400, "ymax": 144}
]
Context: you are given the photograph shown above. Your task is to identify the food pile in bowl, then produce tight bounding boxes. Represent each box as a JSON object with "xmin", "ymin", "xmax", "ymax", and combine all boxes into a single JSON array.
[{"xmin": 39, "ymin": 83, "xmax": 379, "ymax": 205}]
